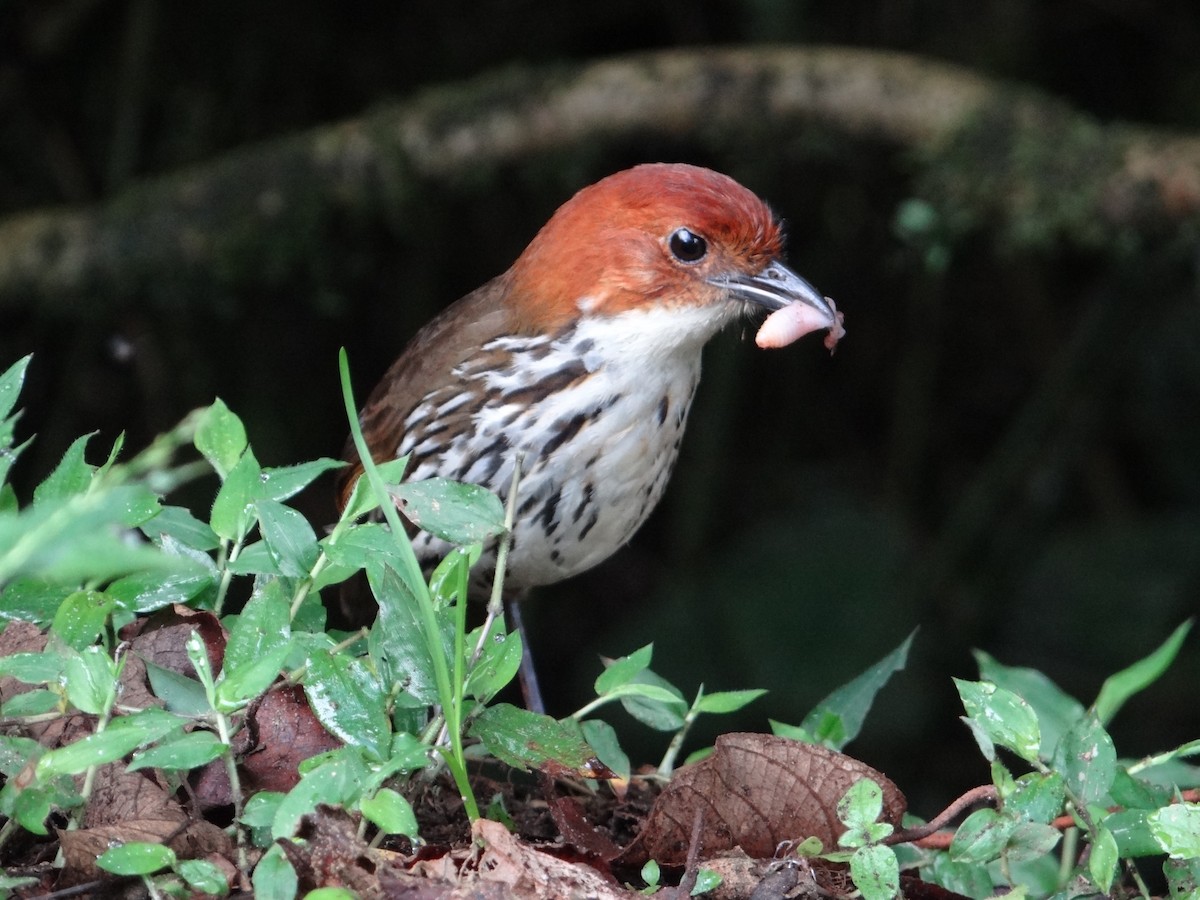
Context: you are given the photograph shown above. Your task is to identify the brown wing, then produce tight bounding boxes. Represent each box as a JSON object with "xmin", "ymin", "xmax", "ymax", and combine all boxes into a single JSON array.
[{"xmin": 337, "ymin": 272, "xmax": 518, "ymax": 508}]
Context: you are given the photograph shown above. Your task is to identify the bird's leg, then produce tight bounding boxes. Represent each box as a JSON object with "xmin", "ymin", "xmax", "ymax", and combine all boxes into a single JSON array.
[{"xmin": 506, "ymin": 595, "xmax": 546, "ymax": 714}]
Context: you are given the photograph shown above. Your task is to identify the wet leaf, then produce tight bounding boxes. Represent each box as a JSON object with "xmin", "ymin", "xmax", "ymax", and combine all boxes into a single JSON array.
[
  {"xmin": 96, "ymin": 841, "xmax": 176, "ymax": 876},
  {"xmin": 470, "ymin": 703, "xmax": 611, "ymax": 777},
  {"xmin": 392, "ymin": 477, "xmax": 505, "ymax": 544},
  {"xmin": 1093, "ymin": 619, "xmax": 1192, "ymax": 726},
  {"xmin": 257, "ymin": 500, "xmax": 320, "ymax": 577},
  {"xmin": 360, "ymin": 787, "xmax": 419, "ymax": 839},
  {"xmin": 194, "ymin": 398, "xmax": 247, "ymax": 480},
  {"xmin": 129, "ymin": 731, "xmax": 225, "ymax": 772},
  {"xmin": 955, "ymin": 678, "xmax": 1041, "ymax": 763},
  {"xmin": 303, "ymin": 650, "xmax": 389, "ymax": 761},
  {"xmin": 1051, "ymin": 714, "xmax": 1116, "ymax": 806}
]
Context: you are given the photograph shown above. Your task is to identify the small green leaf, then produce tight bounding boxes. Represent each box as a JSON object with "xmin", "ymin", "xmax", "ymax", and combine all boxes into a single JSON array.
[
  {"xmin": 928, "ymin": 854, "xmax": 993, "ymax": 898},
  {"xmin": 341, "ymin": 457, "xmax": 409, "ymax": 521},
  {"xmin": 97, "ymin": 841, "xmax": 176, "ymax": 876},
  {"xmin": 1004, "ymin": 771, "xmax": 1065, "ymax": 825},
  {"xmin": 129, "ymin": 731, "xmax": 225, "ymax": 772},
  {"xmin": 106, "ymin": 555, "xmax": 215, "ymax": 614},
  {"xmin": 617, "ymin": 670, "xmax": 688, "ymax": 732},
  {"xmin": 464, "ymin": 621, "xmax": 522, "ymax": 702},
  {"xmin": 392, "ymin": 478, "xmax": 506, "ymax": 544},
  {"xmin": 848, "ymin": 844, "xmax": 900, "ymax": 900},
  {"xmin": 1088, "ymin": 825, "xmax": 1119, "ymax": 892},
  {"xmin": 144, "ymin": 660, "xmax": 209, "ymax": 715},
  {"xmin": 595, "ymin": 644, "xmax": 654, "ymax": 695},
  {"xmin": 176, "ymin": 857, "xmax": 229, "ymax": 895},
  {"xmin": 303, "ymin": 650, "xmax": 389, "ymax": 761},
  {"xmin": 32, "ymin": 433, "xmax": 96, "ymax": 506},
  {"xmin": 63, "ymin": 647, "xmax": 117, "ymax": 715},
  {"xmin": 241, "ymin": 791, "xmax": 285, "ymax": 828},
  {"xmin": 955, "ymin": 678, "xmax": 1041, "ymax": 763},
  {"xmin": 140, "ymin": 505, "xmax": 221, "ymax": 552},
  {"xmin": 2, "ymin": 689, "xmax": 60, "ymax": 717},
  {"xmin": 209, "ymin": 447, "xmax": 262, "ymax": 541},
  {"xmin": 367, "ymin": 563, "xmax": 446, "ymax": 704},
  {"xmin": 470, "ymin": 704, "xmax": 604, "ymax": 776},
  {"xmin": 257, "ymin": 500, "xmax": 320, "ymax": 577},
  {"xmin": 802, "ymin": 630, "xmax": 914, "ymax": 751},
  {"xmin": 0, "ymin": 355, "xmax": 32, "ymax": 422},
  {"xmin": 1093, "ymin": 620, "xmax": 1192, "ymax": 726},
  {"xmin": 975, "ymin": 651, "xmax": 1085, "ymax": 759},
  {"xmin": 0, "ymin": 579, "xmax": 69, "ymax": 627},
  {"xmin": 950, "ymin": 807, "xmax": 1016, "ymax": 864},
  {"xmin": 837, "ymin": 779, "xmax": 886, "ymax": 835},
  {"xmin": 195, "ymin": 398, "xmax": 248, "ymax": 479},
  {"xmin": 272, "ymin": 749, "xmax": 368, "ymax": 839},
  {"xmin": 215, "ymin": 641, "xmax": 291, "ymax": 711},
  {"xmin": 252, "ymin": 844, "xmax": 298, "ymax": 900},
  {"xmin": 691, "ymin": 867, "xmax": 723, "ymax": 896},
  {"xmin": 695, "ymin": 689, "xmax": 767, "ymax": 715},
  {"xmin": 1051, "ymin": 714, "xmax": 1117, "ymax": 806},
  {"xmin": 1003, "ymin": 821, "xmax": 1062, "ymax": 863},
  {"xmin": 0, "ymin": 651, "xmax": 64, "ymax": 685},
  {"xmin": 360, "ymin": 787, "xmax": 419, "ymax": 839},
  {"xmin": 224, "ymin": 580, "xmax": 291, "ymax": 672},
  {"xmin": 641, "ymin": 859, "xmax": 661, "ymax": 889},
  {"xmin": 580, "ymin": 718, "xmax": 631, "ymax": 781},
  {"xmin": 1149, "ymin": 803, "xmax": 1200, "ymax": 858},
  {"xmin": 51, "ymin": 590, "xmax": 116, "ymax": 650},
  {"xmin": 37, "ymin": 709, "xmax": 184, "ymax": 777},
  {"xmin": 257, "ymin": 458, "xmax": 346, "ymax": 503}
]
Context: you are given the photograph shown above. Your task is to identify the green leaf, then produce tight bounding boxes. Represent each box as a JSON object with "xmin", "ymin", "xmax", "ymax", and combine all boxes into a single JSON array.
[
  {"xmin": 360, "ymin": 788, "xmax": 419, "ymax": 839},
  {"xmin": 0, "ymin": 355, "xmax": 32, "ymax": 423},
  {"xmin": 691, "ymin": 868, "xmax": 723, "ymax": 896},
  {"xmin": 617, "ymin": 669, "xmax": 688, "ymax": 732},
  {"xmin": 975, "ymin": 651, "xmax": 1086, "ymax": 759},
  {"xmin": 1005, "ymin": 771, "xmax": 1066, "ymax": 825},
  {"xmin": 36, "ymin": 709, "xmax": 184, "ymax": 777},
  {"xmin": 129, "ymin": 731, "xmax": 225, "ymax": 772},
  {"xmin": 0, "ymin": 651, "xmax": 65, "ymax": 685},
  {"xmin": 176, "ymin": 857, "xmax": 229, "ymax": 895},
  {"xmin": 1051, "ymin": 714, "xmax": 1117, "ymax": 807},
  {"xmin": 950, "ymin": 807, "xmax": 1016, "ymax": 864},
  {"xmin": 106, "ymin": 554, "xmax": 216, "ymax": 614},
  {"xmin": 641, "ymin": 859, "xmax": 661, "ymax": 889},
  {"xmin": 97, "ymin": 841, "xmax": 177, "ymax": 876},
  {"xmin": 1003, "ymin": 821, "xmax": 1062, "ymax": 863},
  {"xmin": 241, "ymin": 791, "xmax": 285, "ymax": 829},
  {"xmin": 594, "ymin": 644, "xmax": 654, "ymax": 695},
  {"xmin": 1093, "ymin": 620, "xmax": 1192, "ymax": 726},
  {"xmin": 63, "ymin": 647, "xmax": 117, "ymax": 715},
  {"xmin": 215, "ymin": 640, "xmax": 291, "ymax": 711},
  {"xmin": 51, "ymin": 590, "xmax": 116, "ymax": 650},
  {"xmin": 257, "ymin": 499, "xmax": 320, "ymax": 577},
  {"xmin": 464, "ymin": 620, "xmax": 523, "ymax": 702},
  {"xmin": 955, "ymin": 678, "xmax": 1041, "ymax": 763},
  {"xmin": 224, "ymin": 580, "xmax": 291, "ymax": 672},
  {"xmin": 303, "ymin": 650, "xmax": 389, "ymax": 761},
  {"xmin": 258, "ymin": 458, "xmax": 346, "ymax": 503},
  {"xmin": 272, "ymin": 749, "xmax": 368, "ymax": 839},
  {"xmin": 470, "ymin": 704, "xmax": 605, "ymax": 776},
  {"xmin": 1149, "ymin": 803, "xmax": 1200, "ymax": 858},
  {"xmin": 580, "ymin": 718, "xmax": 630, "ymax": 781},
  {"xmin": 209, "ymin": 447, "xmax": 262, "ymax": 541},
  {"xmin": 144, "ymin": 660, "xmax": 210, "ymax": 716},
  {"xmin": 695, "ymin": 689, "xmax": 767, "ymax": 715},
  {"xmin": 848, "ymin": 845, "xmax": 899, "ymax": 900},
  {"xmin": 1088, "ymin": 825, "xmax": 1119, "ymax": 892},
  {"xmin": 0, "ymin": 579, "xmax": 69, "ymax": 626},
  {"xmin": 2, "ymin": 690, "xmax": 60, "ymax": 717},
  {"xmin": 141, "ymin": 505, "xmax": 220, "ymax": 552},
  {"xmin": 1104, "ymin": 808, "xmax": 1162, "ymax": 857},
  {"xmin": 252, "ymin": 844, "xmax": 298, "ymax": 900},
  {"xmin": 194, "ymin": 398, "xmax": 248, "ymax": 480},
  {"xmin": 392, "ymin": 478, "xmax": 506, "ymax": 544},
  {"xmin": 927, "ymin": 854, "xmax": 993, "ymax": 898},
  {"xmin": 32, "ymin": 433, "xmax": 96, "ymax": 506},
  {"xmin": 837, "ymin": 779, "xmax": 887, "ymax": 835},
  {"xmin": 367, "ymin": 563, "xmax": 446, "ymax": 704},
  {"xmin": 802, "ymin": 630, "xmax": 914, "ymax": 750},
  {"xmin": 341, "ymin": 457, "xmax": 409, "ymax": 521}
]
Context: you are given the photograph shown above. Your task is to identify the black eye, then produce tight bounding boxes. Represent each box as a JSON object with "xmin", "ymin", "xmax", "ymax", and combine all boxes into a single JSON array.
[{"xmin": 669, "ymin": 227, "xmax": 707, "ymax": 263}]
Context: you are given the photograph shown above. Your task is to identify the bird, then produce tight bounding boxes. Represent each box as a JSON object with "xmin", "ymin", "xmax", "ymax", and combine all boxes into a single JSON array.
[{"xmin": 340, "ymin": 163, "xmax": 840, "ymax": 704}]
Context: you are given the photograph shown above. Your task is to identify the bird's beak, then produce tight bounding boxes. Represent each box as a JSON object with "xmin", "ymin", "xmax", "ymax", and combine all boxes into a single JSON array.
[{"xmin": 710, "ymin": 260, "xmax": 835, "ymax": 323}]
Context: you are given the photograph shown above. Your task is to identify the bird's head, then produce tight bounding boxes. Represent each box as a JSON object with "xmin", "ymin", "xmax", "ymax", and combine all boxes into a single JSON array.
[{"xmin": 506, "ymin": 162, "xmax": 835, "ymax": 337}]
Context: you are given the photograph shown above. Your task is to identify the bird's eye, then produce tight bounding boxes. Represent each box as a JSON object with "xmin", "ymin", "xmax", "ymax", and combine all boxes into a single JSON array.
[{"xmin": 668, "ymin": 228, "xmax": 707, "ymax": 263}]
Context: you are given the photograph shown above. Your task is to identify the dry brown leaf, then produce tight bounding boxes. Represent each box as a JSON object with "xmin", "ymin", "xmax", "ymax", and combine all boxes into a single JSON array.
[
  {"xmin": 623, "ymin": 733, "xmax": 906, "ymax": 867},
  {"xmin": 241, "ymin": 684, "xmax": 342, "ymax": 794}
]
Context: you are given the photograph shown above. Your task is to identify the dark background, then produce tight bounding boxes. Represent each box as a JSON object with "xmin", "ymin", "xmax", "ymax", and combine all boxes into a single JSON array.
[{"xmin": 3, "ymin": 1, "xmax": 1199, "ymax": 813}]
